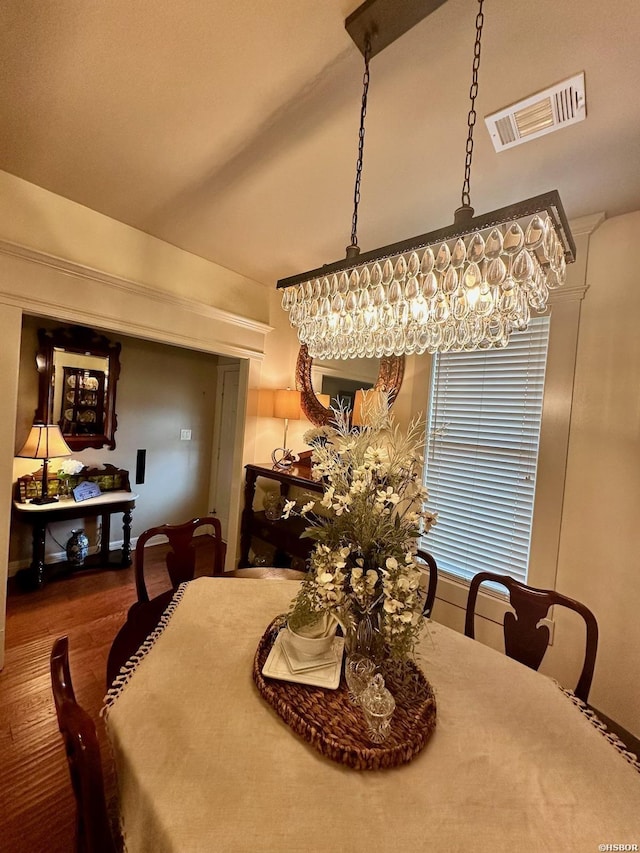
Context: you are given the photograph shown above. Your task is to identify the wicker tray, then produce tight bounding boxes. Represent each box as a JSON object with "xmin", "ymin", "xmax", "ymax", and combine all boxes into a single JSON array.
[{"xmin": 253, "ymin": 619, "xmax": 437, "ymax": 770}]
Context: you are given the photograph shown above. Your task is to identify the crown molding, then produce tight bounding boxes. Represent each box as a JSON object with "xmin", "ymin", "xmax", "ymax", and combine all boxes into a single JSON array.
[
  {"xmin": 569, "ymin": 212, "xmax": 606, "ymax": 237},
  {"xmin": 0, "ymin": 289, "xmax": 267, "ymax": 362},
  {"xmin": 0, "ymin": 238, "xmax": 273, "ymax": 336},
  {"xmin": 548, "ymin": 282, "xmax": 589, "ymax": 304}
]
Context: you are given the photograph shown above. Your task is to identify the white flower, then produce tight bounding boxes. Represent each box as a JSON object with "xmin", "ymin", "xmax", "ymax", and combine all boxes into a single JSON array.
[
  {"xmin": 349, "ymin": 478, "xmax": 367, "ymax": 495},
  {"xmin": 301, "ymin": 501, "xmax": 316, "ymax": 515},
  {"xmin": 332, "ymin": 494, "xmax": 352, "ymax": 515},
  {"xmin": 423, "ymin": 510, "xmax": 438, "ymax": 531},
  {"xmin": 281, "ymin": 499, "xmax": 297, "ymax": 519},
  {"xmin": 320, "ymin": 486, "xmax": 335, "ymax": 508},
  {"xmin": 365, "ymin": 570, "xmax": 378, "ymax": 589},
  {"xmin": 377, "ymin": 486, "xmax": 400, "ymax": 505},
  {"xmin": 304, "ymin": 426, "xmax": 332, "ymax": 445},
  {"xmin": 57, "ymin": 458, "xmax": 84, "ymax": 476}
]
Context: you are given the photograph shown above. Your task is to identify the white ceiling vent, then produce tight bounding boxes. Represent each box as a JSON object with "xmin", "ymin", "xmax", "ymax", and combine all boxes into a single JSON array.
[{"xmin": 485, "ymin": 73, "xmax": 586, "ymax": 152}]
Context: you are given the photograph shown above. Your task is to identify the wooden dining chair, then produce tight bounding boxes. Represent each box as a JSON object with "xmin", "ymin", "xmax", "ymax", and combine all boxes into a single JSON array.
[
  {"xmin": 464, "ymin": 571, "xmax": 599, "ymax": 703},
  {"xmin": 51, "ymin": 637, "xmax": 119, "ymax": 853},
  {"xmin": 107, "ymin": 566, "xmax": 307, "ymax": 688},
  {"xmin": 107, "ymin": 589, "xmax": 175, "ymax": 688},
  {"xmin": 416, "ymin": 549, "xmax": 438, "ymax": 618},
  {"xmin": 134, "ymin": 516, "xmax": 224, "ymax": 604}
]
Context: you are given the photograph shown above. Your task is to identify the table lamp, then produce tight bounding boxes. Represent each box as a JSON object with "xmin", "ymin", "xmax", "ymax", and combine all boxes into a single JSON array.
[
  {"xmin": 17, "ymin": 422, "xmax": 73, "ymax": 504},
  {"xmin": 272, "ymin": 389, "xmax": 302, "ymax": 469}
]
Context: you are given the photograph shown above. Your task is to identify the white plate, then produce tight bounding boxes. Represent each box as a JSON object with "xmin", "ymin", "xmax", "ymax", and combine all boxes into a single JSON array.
[{"xmin": 262, "ymin": 632, "xmax": 345, "ymax": 689}]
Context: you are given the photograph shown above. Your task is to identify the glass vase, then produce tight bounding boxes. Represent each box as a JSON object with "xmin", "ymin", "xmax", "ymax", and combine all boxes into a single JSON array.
[
  {"xmin": 58, "ymin": 477, "xmax": 72, "ymax": 499},
  {"xmin": 345, "ymin": 604, "xmax": 385, "ymax": 666}
]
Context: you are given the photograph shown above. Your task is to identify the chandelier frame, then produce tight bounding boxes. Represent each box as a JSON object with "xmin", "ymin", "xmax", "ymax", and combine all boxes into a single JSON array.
[{"xmin": 276, "ymin": 190, "xmax": 575, "ymax": 291}]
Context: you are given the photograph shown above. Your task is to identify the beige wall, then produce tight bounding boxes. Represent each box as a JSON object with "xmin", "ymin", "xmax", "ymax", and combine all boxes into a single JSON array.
[
  {"xmin": 0, "ymin": 171, "xmax": 268, "ymax": 321},
  {"xmin": 0, "ymin": 305, "xmax": 22, "ymax": 668},
  {"xmin": 555, "ymin": 212, "xmax": 640, "ymax": 735}
]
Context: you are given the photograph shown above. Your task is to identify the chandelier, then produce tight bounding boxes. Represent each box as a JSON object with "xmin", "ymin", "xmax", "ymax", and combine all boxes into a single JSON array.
[{"xmin": 277, "ymin": 0, "xmax": 576, "ymax": 359}]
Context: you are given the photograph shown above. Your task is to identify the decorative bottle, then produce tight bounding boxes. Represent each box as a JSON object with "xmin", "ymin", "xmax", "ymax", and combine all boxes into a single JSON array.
[{"xmin": 66, "ymin": 529, "xmax": 89, "ymax": 566}]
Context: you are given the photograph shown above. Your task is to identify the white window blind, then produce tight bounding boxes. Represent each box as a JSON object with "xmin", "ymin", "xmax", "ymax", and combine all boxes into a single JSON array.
[{"xmin": 422, "ymin": 316, "xmax": 550, "ymax": 584}]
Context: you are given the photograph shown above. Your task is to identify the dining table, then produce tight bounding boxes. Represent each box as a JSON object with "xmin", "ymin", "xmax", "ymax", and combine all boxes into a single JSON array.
[{"xmin": 103, "ymin": 576, "xmax": 640, "ymax": 852}]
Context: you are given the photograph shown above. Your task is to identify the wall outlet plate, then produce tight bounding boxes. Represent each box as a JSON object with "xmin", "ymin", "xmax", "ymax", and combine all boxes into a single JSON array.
[{"xmin": 180, "ymin": 429, "xmax": 192, "ymax": 441}]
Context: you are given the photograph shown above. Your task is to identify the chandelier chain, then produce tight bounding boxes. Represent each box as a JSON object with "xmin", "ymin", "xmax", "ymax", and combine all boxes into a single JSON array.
[
  {"xmin": 350, "ymin": 37, "xmax": 372, "ymax": 250},
  {"xmin": 279, "ymin": 0, "xmax": 575, "ymax": 359},
  {"xmin": 461, "ymin": 0, "xmax": 485, "ymax": 209}
]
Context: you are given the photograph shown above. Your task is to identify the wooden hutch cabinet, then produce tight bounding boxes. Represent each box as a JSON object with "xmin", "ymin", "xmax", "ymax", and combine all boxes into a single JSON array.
[
  {"xmin": 60, "ymin": 367, "xmax": 106, "ymax": 436},
  {"xmin": 238, "ymin": 462, "xmax": 324, "ymax": 569}
]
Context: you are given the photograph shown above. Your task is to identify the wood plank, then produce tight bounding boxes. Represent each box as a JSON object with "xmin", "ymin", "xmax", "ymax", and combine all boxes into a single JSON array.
[{"xmin": 0, "ymin": 544, "xmax": 186, "ymax": 852}]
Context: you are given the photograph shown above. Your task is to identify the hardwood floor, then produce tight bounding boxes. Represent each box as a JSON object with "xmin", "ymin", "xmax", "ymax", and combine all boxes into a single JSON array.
[{"xmin": 0, "ymin": 546, "xmax": 201, "ymax": 853}]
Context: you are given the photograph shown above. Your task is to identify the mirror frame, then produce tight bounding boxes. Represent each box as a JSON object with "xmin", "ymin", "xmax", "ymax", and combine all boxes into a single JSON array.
[
  {"xmin": 36, "ymin": 325, "xmax": 121, "ymax": 451},
  {"xmin": 295, "ymin": 344, "xmax": 405, "ymax": 426}
]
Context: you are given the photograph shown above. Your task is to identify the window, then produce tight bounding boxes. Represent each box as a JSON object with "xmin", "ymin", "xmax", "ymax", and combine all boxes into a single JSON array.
[{"xmin": 422, "ymin": 316, "xmax": 550, "ymax": 584}]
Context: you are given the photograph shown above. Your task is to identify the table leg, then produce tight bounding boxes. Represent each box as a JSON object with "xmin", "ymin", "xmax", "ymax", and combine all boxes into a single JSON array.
[
  {"xmin": 18, "ymin": 520, "xmax": 47, "ymax": 590},
  {"xmin": 121, "ymin": 508, "xmax": 133, "ymax": 567},
  {"xmin": 101, "ymin": 513, "xmax": 112, "ymax": 565},
  {"xmin": 239, "ymin": 469, "xmax": 258, "ymax": 567}
]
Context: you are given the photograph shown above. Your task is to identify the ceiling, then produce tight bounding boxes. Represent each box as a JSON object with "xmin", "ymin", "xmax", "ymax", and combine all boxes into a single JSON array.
[{"xmin": 1, "ymin": 0, "xmax": 639, "ymax": 287}]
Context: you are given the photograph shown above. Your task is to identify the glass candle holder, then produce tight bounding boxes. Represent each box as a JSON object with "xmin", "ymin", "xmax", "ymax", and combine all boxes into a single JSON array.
[
  {"xmin": 344, "ymin": 654, "xmax": 376, "ymax": 705},
  {"xmin": 263, "ymin": 491, "xmax": 284, "ymax": 521}
]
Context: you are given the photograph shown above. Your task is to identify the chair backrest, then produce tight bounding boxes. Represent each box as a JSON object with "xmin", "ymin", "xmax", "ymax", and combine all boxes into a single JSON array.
[
  {"xmin": 464, "ymin": 571, "xmax": 599, "ymax": 702},
  {"xmin": 135, "ymin": 516, "xmax": 224, "ymax": 603},
  {"xmin": 50, "ymin": 637, "xmax": 117, "ymax": 853},
  {"xmin": 416, "ymin": 549, "xmax": 438, "ymax": 618}
]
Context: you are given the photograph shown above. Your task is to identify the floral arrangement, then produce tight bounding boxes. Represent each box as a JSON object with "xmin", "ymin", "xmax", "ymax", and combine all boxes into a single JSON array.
[
  {"xmin": 286, "ymin": 395, "xmax": 437, "ymax": 661},
  {"xmin": 57, "ymin": 458, "xmax": 85, "ymax": 477},
  {"xmin": 56, "ymin": 458, "xmax": 85, "ymax": 495}
]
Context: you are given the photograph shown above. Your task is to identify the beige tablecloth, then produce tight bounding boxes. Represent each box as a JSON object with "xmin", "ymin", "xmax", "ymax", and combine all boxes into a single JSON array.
[{"xmin": 103, "ymin": 577, "xmax": 640, "ymax": 853}]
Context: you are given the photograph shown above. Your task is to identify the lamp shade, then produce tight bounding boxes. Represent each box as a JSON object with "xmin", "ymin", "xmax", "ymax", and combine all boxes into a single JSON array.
[
  {"xmin": 257, "ymin": 388, "xmax": 276, "ymax": 418},
  {"xmin": 17, "ymin": 423, "xmax": 72, "ymax": 460},
  {"xmin": 274, "ymin": 389, "xmax": 302, "ymax": 421},
  {"xmin": 352, "ymin": 389, "xmax": 385, "ymax": 427}
]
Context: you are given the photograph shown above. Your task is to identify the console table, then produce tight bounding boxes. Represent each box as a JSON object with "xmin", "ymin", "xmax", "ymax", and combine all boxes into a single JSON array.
[
  {"xmin": 238, "ymin": 462, "xmax": 323, "ymax": 569},
  {"xmin": 13, "ymin": 491, "xmax": 137, "ymax": 590}
]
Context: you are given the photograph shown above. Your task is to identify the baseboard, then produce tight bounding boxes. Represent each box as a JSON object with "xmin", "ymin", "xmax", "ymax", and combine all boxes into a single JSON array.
[{"xmin": 7, "ymin": 537, "xmax": 138, "ymax": 578}]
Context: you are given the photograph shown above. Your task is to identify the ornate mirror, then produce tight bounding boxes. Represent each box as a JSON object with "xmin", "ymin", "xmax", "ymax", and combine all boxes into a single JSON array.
[
  {"xmin": 296, "ymin": 344, "xmax": 405, "ymax": 426},
  {"xmin": 36, "ymin": 326, "xmax": 121, "ymax": 451}
]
